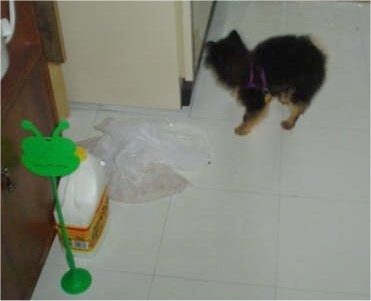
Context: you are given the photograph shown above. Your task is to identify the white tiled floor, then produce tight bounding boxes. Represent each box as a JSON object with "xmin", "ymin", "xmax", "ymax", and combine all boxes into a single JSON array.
[{"xmin": 32, "ymin": 1, "xmax": 370, "ymax": 300}]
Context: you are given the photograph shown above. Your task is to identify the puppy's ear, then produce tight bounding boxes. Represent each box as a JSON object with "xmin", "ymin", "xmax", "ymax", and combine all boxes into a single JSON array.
[{"xmin": 228, "ymin": 30, "xmax": 241, "ymax": 40}]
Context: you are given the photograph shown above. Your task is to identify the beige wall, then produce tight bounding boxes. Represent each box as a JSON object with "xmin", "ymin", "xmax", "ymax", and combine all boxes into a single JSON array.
[
  {"xmin": 58, "ymin": 1, "xmax": 182, "ymax": 109},
  {"xmin": 175, "ymin": 1, "xmax": 193, "ymax": 81}
]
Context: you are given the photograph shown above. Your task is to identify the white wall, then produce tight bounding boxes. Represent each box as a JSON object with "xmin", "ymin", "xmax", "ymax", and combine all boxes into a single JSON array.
[{"xmin": 58, "ymin": 1, "xmax": 182, "ymax": 109}]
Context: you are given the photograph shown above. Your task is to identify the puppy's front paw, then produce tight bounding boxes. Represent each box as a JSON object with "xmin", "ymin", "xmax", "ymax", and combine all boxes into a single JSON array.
[
  {"xmin": 234, "ymin": 125, "xmax": 250, "ymax": 136},
  {"xmin": 281, "ymin": 120, "xmax": 295, "ymax": 130}
]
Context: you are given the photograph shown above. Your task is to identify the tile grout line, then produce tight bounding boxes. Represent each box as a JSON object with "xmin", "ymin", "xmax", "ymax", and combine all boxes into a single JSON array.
[
  {"xmin": 148, "ymin": 272, "xmax": 277, "ymax": 290},
  {"xmin": 274, "ymin": 6, "xmax": 287, "ymax": 294},
  {"xmin": 187, "ymin": 181, "xmax": 370, "ymax": 204},
  {"xmin": 274, "ymin": 118, "xmax": 285, "ymax": 300},
  {"xmin": 275, "ymin": 285, "xmax": 370, "ymax": 298},
  {"xmin": 146, "ymin": 196, "xmax": 173, "ymax": 300}
]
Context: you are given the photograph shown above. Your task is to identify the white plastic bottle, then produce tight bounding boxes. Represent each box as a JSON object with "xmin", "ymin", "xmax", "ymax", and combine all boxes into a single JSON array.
[{"xmin": 55, "ymin": 149, "xmax": 109, "ymax": 255}]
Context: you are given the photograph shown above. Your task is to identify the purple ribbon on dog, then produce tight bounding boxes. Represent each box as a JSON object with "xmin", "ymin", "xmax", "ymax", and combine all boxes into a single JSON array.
[{"xmin": 247, "ymin": 62, "xmax": 268, "ymax": 92}]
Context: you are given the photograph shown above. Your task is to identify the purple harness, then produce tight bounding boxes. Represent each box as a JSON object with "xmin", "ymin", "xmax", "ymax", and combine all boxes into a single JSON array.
[{"xmin": 246, "ymin": 62, "xmax": 268, "ymax": 92}]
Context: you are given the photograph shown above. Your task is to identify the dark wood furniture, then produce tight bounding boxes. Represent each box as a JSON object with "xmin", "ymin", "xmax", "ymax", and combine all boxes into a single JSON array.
[{"xmin": 1, "ymin": 1, "xmax": 58, "ymax": 299}]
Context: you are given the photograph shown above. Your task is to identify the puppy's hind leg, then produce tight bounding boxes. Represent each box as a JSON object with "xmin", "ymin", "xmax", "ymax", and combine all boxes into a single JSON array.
[
  {"xmin": 235, "ymin": 104, "xmax": 269, "ymax": 136},
  {"xmin": 281, "ymin": 101, "xmax": 308, "ymax": 130},
  {"xmin": 278, "ymin": 90, "xmax": 294, "ymax": 105}
]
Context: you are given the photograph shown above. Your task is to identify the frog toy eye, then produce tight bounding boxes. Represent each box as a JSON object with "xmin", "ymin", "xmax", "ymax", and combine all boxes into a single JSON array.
[{"xmin": 21, "ymin": 120, "xmax": 81, "ymax": 177}]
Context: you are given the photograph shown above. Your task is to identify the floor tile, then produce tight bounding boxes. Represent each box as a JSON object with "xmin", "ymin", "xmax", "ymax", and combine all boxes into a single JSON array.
[
  {"xmin": 181, "ymin": 118, "xmax": 281, "ymax": 195},
  {"xmin": 280, "ymin": 127, "xmax": 369, "ymax": 201},
  {"xmin": 357, "ymin": 3, "xmax": 370, "ymax": 35},
  {"xmin": 156, "ymin": 187, "xmax": 279, "ymax": 286},
  {"xmin": 277, "ymin": 196, "xmax": 370, "ymax": 295},
  {"xmin": 46, "ymin": 199, "xmax": 170, "ymax": 274},
  {"xmin": 32, "ymin": 263, "xmax": 152, "ymax": 300},
  {"xmin": 297, "ymin": 68, "xmax": 369, "ymax": 132},
  {"xmin": 237, "ymin": 22, "xmax": 287, "ymax": 52},
  {"xmin": 277, "ymin": 288, "xmax": 369, "ymax": 300},
  {"xmin": 235, "ymin": 13, "xmax": 287, "ymax": 51},
  {"xmin": 357, "ymin": 3, "xmax": 370, "ymax": 80},
  {"xmin": 149, "ymin": 276, "xmax": 275, "ymax": 300},
  {"xmin": 286, "ymin": 1, "xmax": 359, "ymax": 29},
  {"xmin": 222, "ymin": 1, "xmax": 286, "ymax": 40}
]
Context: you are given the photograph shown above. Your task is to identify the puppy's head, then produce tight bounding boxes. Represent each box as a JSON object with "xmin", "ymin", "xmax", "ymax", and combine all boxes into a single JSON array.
[
  {"xmin": 205, "ymin": 30, "xmax": 247, "ymax": 66},
  {"xmin": 205, "ymin": 30, "xmax": 249, "ymax": 88}
]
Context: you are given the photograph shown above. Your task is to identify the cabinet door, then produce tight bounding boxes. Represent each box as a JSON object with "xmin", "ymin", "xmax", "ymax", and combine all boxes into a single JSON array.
[{"xmin": 1, "ymin": 57, "xmax": 58, "ymax": 300}]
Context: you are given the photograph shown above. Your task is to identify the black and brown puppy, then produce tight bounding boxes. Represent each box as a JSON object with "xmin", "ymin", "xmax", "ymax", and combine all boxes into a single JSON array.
[{"xmin": 205, "ymin": 30, "xmax": 326, "ymax": 135}]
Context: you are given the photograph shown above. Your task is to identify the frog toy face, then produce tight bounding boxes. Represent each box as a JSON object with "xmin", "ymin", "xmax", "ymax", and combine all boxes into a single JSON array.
[{"xmin": 21, "ymin": 120, "xmax": 83, "ymax": 177}]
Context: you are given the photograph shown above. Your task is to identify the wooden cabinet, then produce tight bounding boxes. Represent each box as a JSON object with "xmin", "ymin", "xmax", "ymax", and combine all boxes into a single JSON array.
[{"xmin": 1, "ymin": 1, "xmax": 58, "ymax": 299}]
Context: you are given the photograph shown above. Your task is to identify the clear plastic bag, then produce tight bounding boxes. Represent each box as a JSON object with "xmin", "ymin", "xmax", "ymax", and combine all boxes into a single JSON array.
[{"xmin": 78, "ymin": 117, "xmax": 211, "ymax": 203}]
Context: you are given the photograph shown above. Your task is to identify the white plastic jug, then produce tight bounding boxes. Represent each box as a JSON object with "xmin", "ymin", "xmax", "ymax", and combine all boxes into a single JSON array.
[
  {"xmin": 56, "ymin": 150, "xmax": 108, "ymax": 254},
  {"xmin": 1, "ymin": 0, "xmax": 16, "ymax": 79}
]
